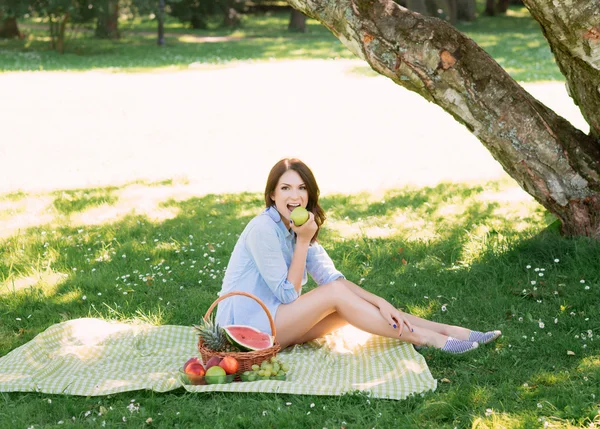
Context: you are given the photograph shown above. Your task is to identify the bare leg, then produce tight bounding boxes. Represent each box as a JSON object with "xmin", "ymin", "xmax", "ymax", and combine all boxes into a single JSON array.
[
  {"xmin": 401, "ymin": 313, "xmax": 472, "ymax": 340},
  {"xmin": 293, "ymin": 312, "xmax": 348, "ymax": 344},
  {"xmin": 275, "ymin": 280, "xmax": 449, "ymax": 349}
]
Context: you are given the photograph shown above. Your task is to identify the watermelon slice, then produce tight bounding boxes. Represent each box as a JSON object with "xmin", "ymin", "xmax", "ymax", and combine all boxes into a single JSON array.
[{"xmin": 223, "ymin": 325, "xmax": 274, "ymax": 351}]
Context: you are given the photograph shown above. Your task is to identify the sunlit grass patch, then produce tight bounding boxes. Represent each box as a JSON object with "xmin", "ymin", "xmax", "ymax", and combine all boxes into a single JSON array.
[{"xmin": 52, "ymin": 188, "xmax": 118, "ymax": 215}]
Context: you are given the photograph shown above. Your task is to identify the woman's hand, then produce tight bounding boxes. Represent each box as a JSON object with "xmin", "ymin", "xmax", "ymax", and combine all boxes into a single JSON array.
[
  {"xmin": 378, "ymin": 299, "xmax": 413, "ymax": 337},
  {"xmin": 290, "ymin": 211, "xmax": 317, "ymax": 244}
]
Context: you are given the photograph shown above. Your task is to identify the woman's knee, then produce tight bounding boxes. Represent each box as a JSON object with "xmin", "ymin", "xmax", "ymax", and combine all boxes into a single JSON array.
[{"xmin": 320, "ymin": 279, "xmax": 349, "ymax": 296}]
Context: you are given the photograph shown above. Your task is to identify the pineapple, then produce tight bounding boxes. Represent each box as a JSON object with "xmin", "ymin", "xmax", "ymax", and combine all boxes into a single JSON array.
[{"xmin": 194, "ymin": 315, "xmax": 238, "ymax": 352}]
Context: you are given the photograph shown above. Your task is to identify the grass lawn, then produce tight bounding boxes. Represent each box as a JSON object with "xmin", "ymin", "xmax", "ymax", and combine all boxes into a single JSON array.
[
  {"xmin": 1, "ymin": 178, "xmax": 599, "ymax": 428},
  {"xmin": 0, "ymin": 5, "xmax": 562, "ymax": 81}
]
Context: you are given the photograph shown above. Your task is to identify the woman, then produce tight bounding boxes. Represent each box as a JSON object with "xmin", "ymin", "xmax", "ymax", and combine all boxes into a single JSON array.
[{"xmin": 216, "ymin": 158, "xmax": 501, "ymax": 353}]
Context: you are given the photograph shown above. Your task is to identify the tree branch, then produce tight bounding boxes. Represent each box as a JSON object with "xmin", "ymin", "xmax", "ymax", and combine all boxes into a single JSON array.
[{"xmin": 287, "ymin": 0, "xmax": 600, "ymax": 213}]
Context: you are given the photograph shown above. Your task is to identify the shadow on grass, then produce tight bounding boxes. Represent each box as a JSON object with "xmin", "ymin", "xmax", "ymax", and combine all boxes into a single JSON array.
[{"xmin": 0, "ymin": 180, "xmax": 598, "ymax": 427}]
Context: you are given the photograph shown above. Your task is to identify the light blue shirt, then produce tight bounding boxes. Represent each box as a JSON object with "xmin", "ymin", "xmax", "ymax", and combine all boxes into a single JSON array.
[{"xmin": 215, "ymin": 206, "xmax": 345, "ymax": 335}]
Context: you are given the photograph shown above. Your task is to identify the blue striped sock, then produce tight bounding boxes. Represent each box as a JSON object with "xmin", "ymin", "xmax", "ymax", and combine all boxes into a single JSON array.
[
  {"xmin": 468, "ymin": 330, "xmax": 502, "ymax": 344},
  {"xmin": 441, "ymin": 337, "xmax": 479, "ymax": 354}
]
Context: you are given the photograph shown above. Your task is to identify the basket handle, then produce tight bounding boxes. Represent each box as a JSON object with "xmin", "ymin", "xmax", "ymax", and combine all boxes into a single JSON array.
[{"xmin": 203, "ymin": 291, "xmax": 277, "ymax": 337}]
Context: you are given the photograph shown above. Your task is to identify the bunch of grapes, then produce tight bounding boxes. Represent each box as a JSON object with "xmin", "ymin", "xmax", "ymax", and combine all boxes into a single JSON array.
[{"xmin": 241, "ymin": 355, "xmax": 290, "ymax": 381}]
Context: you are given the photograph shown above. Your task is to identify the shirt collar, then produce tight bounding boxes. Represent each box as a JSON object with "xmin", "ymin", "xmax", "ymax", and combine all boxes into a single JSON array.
[{"xmin": 265, "ymin": 205, "xmax": 292, "ymax": 238}]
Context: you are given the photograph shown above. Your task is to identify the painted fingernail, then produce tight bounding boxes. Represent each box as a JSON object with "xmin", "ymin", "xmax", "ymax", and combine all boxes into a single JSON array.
[
  {"xmin": 393, "ymin": 324, "xmax": 397, "ymax": 329},
  {"xmin": 412, "ymin": 328, "xmax": 414, "ymax": 332}
]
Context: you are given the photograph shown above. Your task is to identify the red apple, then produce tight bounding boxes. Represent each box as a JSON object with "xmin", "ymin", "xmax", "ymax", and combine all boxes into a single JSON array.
[
  {"xmin": 183, "ymin": 357, "xmax": 201, "ymax": 372},
  {"xmin": 185, "ymin": 362, "xmax": 206, "ymax": 377},
  {"xmin": 205, "ymin": 356, "xmax": 222, "ymax": 370},
  {"xmin": 219, "ymin": 356, "xmax": 239, "ymax": 375}
]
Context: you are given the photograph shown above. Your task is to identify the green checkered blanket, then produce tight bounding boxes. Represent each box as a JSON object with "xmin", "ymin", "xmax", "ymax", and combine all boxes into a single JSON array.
[{"xmin": 0, "ymin": 318, "xmax": 437, "ymax": 400}]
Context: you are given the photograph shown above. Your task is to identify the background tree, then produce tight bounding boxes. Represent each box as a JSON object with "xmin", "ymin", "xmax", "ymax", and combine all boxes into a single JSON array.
[
  {"xmin": 485, "ymin": 0, "xmax": 522, "ymax": 15},
  {"xmin": 0, "ymin": 1, "xmax": 27, "ymax": 38},
  {"xmin": 288, "ymin": 9, "xmax": 306, "ymax": 32},
  {"xmin": 284, "ymin": 0, "xmax": 600, "ymax": 238},
  {"xmin": 95, "ymin": 0, "xmax": 120, "ymax": 39},
  {"xmin": 396, "ymin": 0, "xmax": 477, "ymax": 24}
]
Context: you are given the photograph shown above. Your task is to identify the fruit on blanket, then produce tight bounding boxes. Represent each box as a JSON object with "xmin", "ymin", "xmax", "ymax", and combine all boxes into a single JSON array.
[
  {"xmin": 205, "ymin": 365, "xmax": 227, "ymax": 384},
  {"xmin": 185, "ymin": 362, "xmax": 206, "ymax": 377},
  {"xmin": 205, "ymin": 356, "xmax": 222, "ymax": 370},
  {"xmin": 240, "ymin": 355, "xmax": 290, "ymax": 382},
  {"xmin": 223, "ymin": 325, "xmax": 274, "ymax": 351},
  {"xmin": 194, "ymin": 315, "xmax": 238, "ymax": 352},
  {"xmin": 218, "ymin": 356, "xmax": 239, "ymax": 375},
  {"xmin": 183, "ymin": 357, "xmax": 201, "ymax": 372},
  {"xmin": 290, "ymin": 206, "xmax": 309, "ymax": 226}
]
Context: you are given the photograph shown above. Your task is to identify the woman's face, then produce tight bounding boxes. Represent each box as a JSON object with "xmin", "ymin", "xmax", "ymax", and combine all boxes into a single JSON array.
[{"xmin": 270, "ymin": 169, "xmax": 308, "ymax": 227}]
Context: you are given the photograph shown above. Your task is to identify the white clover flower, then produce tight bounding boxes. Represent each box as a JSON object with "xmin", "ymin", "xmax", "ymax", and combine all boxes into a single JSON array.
[
  {"xmin": 526, "ymin": 265, "xmax": 531, "ymax": 269},
  {"xmin": 580, "ymin": 279, "xmax": 585, "ymax": 283},
  {"xmin": 554, "ymin": 259, "xmax": 559, "ymax": 263},
  {"xmin": 539, "ymin": 322, "xmax": 545, "ymax": 329}
]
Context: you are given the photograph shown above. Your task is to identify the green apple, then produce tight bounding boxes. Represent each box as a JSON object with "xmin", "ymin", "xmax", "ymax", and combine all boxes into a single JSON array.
[
  {"xmin": 205, "ymin": 365, "xmax": 227, "ymax": 384},
  {"xmin": 290, "ymin": 207, "xmax": 309, "ymax": 226}
]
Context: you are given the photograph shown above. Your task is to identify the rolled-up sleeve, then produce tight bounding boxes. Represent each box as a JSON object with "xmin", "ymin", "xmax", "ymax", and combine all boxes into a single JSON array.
[
  {"xmin": 306, "ymin": 242, "xmax": 345, "ymax": 285},
  {"xmin": 245, "ymin": 224, "xmax": 299, "ymax": 304}
]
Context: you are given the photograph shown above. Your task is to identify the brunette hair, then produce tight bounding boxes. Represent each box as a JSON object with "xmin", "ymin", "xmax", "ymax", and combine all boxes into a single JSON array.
[{"xmin": 264, "ymin": 158, "xmax": 325, "ymax": 242}]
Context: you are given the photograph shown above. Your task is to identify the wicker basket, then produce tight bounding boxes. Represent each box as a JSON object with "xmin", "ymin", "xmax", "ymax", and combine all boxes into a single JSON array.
[{"xmin": 198, "ymin": 291, "xmax": 281, "ymax": 378}]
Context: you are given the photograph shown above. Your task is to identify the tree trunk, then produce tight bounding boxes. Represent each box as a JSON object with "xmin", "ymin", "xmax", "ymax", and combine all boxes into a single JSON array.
[
  {"xmin": 496, "ymin": 0, "xmax": 510, "ymax": 13},
  {"xmin": 288, "ymin": 9, "xmax": 307, "ymax": 32},
  {"xmin": 523, "ymin": 1, "xmax": 600, "ymax": 140},
  {"xmin": 0, "ymin": 16, "xmax": 21, "ymax": 39},
  {"xmin": 49, "ymin": 13, "xmax": 70, "ymax": 54},
  {"xmin": 286, "ymin": 0, "xmax": 600, "ymax": 238},
  {"xmin": 456, "ymin": 0, "xmax": 476, "ymax": 22},
  {"xmin": 158, "ymin": 0, "xmax": 165, "ymax": 46},
  {"xmin": 95, "ymin": 0, "xmax": 120, "ymax": 39},
  {"xmin": 56, "ymin": 13, "xmax": 69, "ymax": 54},
  {"xmin": 484, "ymin": 0, "xmax": 496, "ymax": 15}
]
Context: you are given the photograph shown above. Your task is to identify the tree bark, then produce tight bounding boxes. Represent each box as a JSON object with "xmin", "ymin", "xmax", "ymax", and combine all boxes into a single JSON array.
[
  {"xmin": 484, "ymin": 0, "xmax": 496, "ymax": 15},
  {"xmin": 95, "ymin": 0, "xmax": 120, "ymax": 39},
  {"xmin": 289, "ymin": 9, "xmax": 307, "ymax": 32},
  {"xmin": 523, "ymin": 1, "xmax": 600, "ymax": 140},
  {"xmin": 286, "ymin": 0, "xmax": 600, "ymax": 238},
  {"xmin": 0, "ymin": 16, "xmax": 21, "ymax": 39}
]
